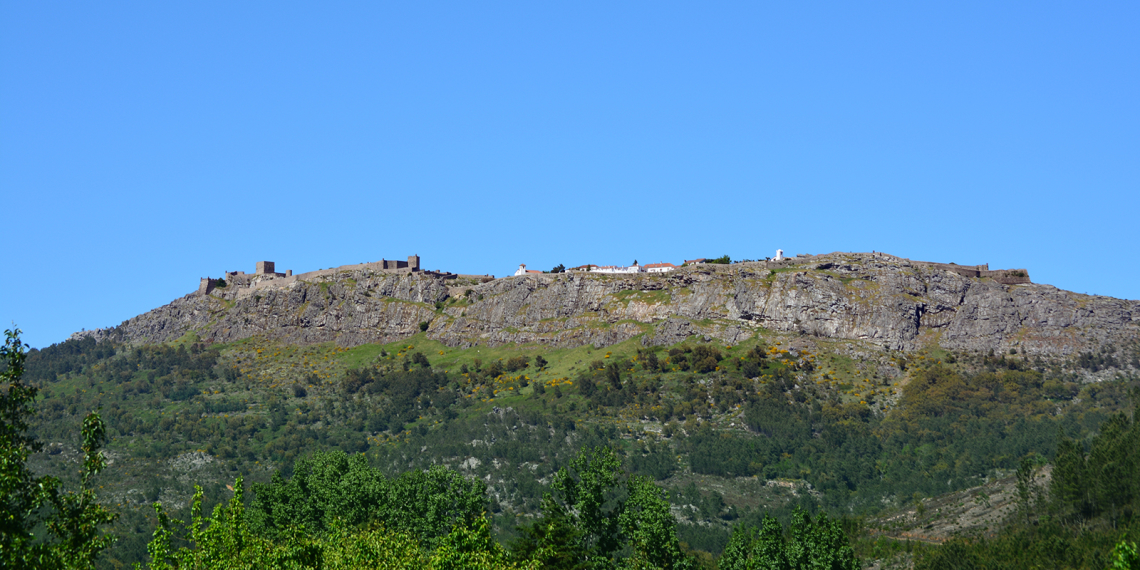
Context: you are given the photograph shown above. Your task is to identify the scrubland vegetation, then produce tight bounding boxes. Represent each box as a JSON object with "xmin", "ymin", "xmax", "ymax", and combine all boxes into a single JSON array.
[{"xmin": 5, "ymin": 326, "xmax": 1139, "ymax": 568}]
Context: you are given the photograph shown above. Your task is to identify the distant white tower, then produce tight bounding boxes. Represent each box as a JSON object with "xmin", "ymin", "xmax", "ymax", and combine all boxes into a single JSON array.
[
  {"xmin": 515, "ymin": 264, "xmax": 528, "ymax": 276},
  {"xmin": 774, "ymin": 249, "xmax": 784, "ymax": 261}
]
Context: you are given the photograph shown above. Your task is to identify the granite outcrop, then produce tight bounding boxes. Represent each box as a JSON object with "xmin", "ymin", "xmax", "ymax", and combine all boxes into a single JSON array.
[{"xmin": 97, "ymin": 253, "xmax": 1138, "ymax": 358}]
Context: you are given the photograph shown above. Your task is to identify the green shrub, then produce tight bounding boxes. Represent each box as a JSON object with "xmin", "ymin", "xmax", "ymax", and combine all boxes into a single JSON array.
[
  {"xmin": 504, "ymin": 356, "xmax": 529, "ymax": 372},
  {"xmin": 484, "ymin": 360, "xmax": 504, "ymax": 378}
]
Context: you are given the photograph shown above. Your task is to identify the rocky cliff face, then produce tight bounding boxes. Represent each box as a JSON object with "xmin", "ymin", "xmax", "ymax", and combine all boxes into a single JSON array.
[{"xmin": 104, "ymin": 253, "xmax": 1138, "ymax": 357}]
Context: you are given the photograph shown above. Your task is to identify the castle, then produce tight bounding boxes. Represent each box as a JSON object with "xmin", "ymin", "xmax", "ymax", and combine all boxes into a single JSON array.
[
  {"xmin": 198, "ymin": 250, "xmax": 1031, "ymax": 298},
  {"xmin": 198, "ymin": 255, "xmax": 477, "ymax": 296},
  {"xmin": 199, "ymin": 259, "xmax": 299, "ymax": 295}
]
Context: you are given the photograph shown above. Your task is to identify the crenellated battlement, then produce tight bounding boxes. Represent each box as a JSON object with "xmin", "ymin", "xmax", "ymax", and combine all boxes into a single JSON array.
[{"xmin": 198, "ymin": 255, "xmax": 464, "ymax": 297}]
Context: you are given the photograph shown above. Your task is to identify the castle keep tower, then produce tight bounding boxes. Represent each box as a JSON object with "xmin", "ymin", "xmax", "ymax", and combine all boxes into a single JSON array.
[
  {"xmin": 199, "ymin": 255, "xmax": 447, "ymax": 297},
  {"xmin": 198, "ymin": 278, "xmax": 219, "ymax": 295},
  {"xmin": 380, "ymin": 255, "xmax": 421, "ymax": 272}
]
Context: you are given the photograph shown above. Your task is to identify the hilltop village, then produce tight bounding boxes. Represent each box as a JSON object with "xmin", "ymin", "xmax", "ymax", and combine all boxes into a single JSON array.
[
  {"xmin": 515, "ymin": 249, "xmax": 1032, "ymax": 283},
  {"xmin": 196, "ymin": 249, "xmax": 1032, "ymax": 300},
  {"xmin": 74, "ymin": 243, "xmax": 1136, "ymax": 362},
  {"xmin": 514, "ymin": 249, "xmax": 795, "ymax": 275}
]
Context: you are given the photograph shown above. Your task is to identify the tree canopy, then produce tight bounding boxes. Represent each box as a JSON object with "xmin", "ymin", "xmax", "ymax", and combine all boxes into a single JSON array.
[{"xmin": 1, "ymin": 328, "xmax": 117, "ymax": 569}]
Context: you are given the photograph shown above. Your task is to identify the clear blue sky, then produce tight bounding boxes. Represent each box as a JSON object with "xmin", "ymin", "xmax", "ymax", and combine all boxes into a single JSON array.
[{"xmin": 3, "ymin": 2, "xmax": 1137, "ymax": 349}]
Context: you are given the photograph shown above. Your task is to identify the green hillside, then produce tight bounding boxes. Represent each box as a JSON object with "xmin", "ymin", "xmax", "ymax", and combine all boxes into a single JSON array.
[{"xmin": 8, "ymin": 327, "xmax": 1140, "ymax": 568}]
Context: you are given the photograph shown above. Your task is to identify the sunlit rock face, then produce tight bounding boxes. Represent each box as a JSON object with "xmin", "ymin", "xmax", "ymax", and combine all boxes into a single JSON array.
[{"xmin": 104, "ymin": 252, "xmax": 1136, "ymax": 358}]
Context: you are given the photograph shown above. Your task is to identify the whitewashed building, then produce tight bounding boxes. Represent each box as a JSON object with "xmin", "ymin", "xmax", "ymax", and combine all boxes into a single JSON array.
[
  {"xmin": 592, "ymin": 262, "xmax": 642, "ymax": 274},
  {"xmin": 568, "ymin": 260, "xmax": 679, "ymax": 274},
  {"xmin": 643, "ymin": 262, "xmax": 677, "ymax": 273}
]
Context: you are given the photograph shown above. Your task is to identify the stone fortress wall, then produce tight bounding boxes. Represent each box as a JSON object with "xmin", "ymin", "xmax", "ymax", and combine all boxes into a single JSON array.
[
  {"xmin": 199, "ymin": 258, "xmax": 293, "ymax": 295},
  {"xmin": 199, "ymin": 250, "xmax": 1030, "ymax": 298},
  {"xmin": 200, "ymin": 255, "xmax": 495, "ymax": 298},
  {"xmin": 96, "ymin": 247, "xmax": 1132, "ymax": 361},
  {"xmin": 716, "ymin": 251, "xmax": 1031, "ymax": 285},
  {"xmin": 867, "ymin": 252, "xmax": 1031, "ymax": 285}
]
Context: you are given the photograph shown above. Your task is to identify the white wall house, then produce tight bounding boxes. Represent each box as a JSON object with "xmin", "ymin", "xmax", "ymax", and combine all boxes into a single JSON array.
[
  {"xmin": 567, "ymin": 260, "xmax": 679, "ymax": 274},
  {"xmin": 593, "ymin": 262, "xmax": 642, "ymax": 274},
  {"xmin": 514, "ymin": 264, "xmax": 542, "ymax": 276}
]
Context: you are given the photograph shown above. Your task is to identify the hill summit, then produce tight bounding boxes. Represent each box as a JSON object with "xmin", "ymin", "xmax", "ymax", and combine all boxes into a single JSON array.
[{"xmin": 81, "ymin": 251, "xmax": 1137, "ymax": 360}]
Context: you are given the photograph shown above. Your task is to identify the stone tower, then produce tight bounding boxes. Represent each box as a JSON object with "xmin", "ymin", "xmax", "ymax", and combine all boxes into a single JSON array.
[{"xmin": 198, "ymin": 278, "xmax": 217, "ymax": 295}]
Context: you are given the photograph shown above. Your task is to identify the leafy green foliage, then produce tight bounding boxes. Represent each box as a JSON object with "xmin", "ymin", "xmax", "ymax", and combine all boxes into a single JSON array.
[
  {"xmin": 140, "ymin": 476, "xmax": 532, "ymax": 569},
  {"xmin": 909, "ymin": 523, "xmax": 1138, "ymax": 570},
  {"xmin": 720, "ymin": 509, "xmax": 858, "ymax": 570},
  {"xmin": 911, "ymin": 401, "xmax": 1140, "ymax": 570},
  {"xmin": 0, "ymin": 328, "xmax": 118, "ymax": 569},
  {"xmin": 1051, "ymin": 408, "xmax": 1140, "ymax": 527},
  {"xmin": 16, "ymin": 329, "xmax": 1139, "ymax": 566},
  {"xmin": 338, "ymin": 365, "xmax": 453, "ymax": 434},
  {"xmin": 505, "ymin": 356, "xmax": 530, "ymax": 372},
  {"xmin": 428, "ymin": 515, "xmax": 534, "ymax": 570},
  {"xmin": 673, "ymin": 363, "xmax": 1133, "ymax": 520},
  {"xmin": 512, "ymin": 446, "xmax": 693, "ymax": 569},
  {"xmin": 627, "ymin": 440, "xmax": 677, "ymax": 481},
  {"xmin": 21, "ymin": 334, "xmax": 118, "ymax": 384},
  {"xmin": 690, "ymin": 345, "xmax": 722, "ymax": 373},
  {"xmin": 136, "ymin": 447, "xmax": 704, "ymax": 569},
  {"xmin": 248, "ymin": 450, "xmax": 487, "ymax": 548},
  {"xmin": 912, "ymin": 539, "xmax": 985, "ymax": 570},
  {"xmin": 619, "ymin": 475, "xmax": 692, "ymax": 569},
  {"xmin": 1110, "ymin": 538, "xmax": 1139, "ymax": 570}
]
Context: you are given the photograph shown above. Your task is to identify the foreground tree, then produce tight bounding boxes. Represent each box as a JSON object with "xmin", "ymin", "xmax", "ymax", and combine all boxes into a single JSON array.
[
  {"xmin": 247, "ymin": 450, "xmax": 487, "ymax": 549},
  {"xmin": 0, "ymin": 328, "xmax": 117, "ymax": 569},
  {"xmin": 140, "ymin": 475, "xmax": 535, "ymax": 569},
  {"xmin": 512, "ymin": 446, "xmax": 693, "ymax": 570},
  {"xmin": 1051, "ymin": 408, "xmax": 1140, "ymax": 527},
  {"xmin": 719, "ymin": 509, "xmax": 858, "ymax": 570},
  {"xmin": 1110, "ymin": 538, "xmax": 1139, "ymax": 570}
]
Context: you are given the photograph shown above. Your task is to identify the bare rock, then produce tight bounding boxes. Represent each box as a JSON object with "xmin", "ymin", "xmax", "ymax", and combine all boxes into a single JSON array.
[{"xmin": 97, "ymin": 253, "xmax": 1137, "ymax": 358}]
